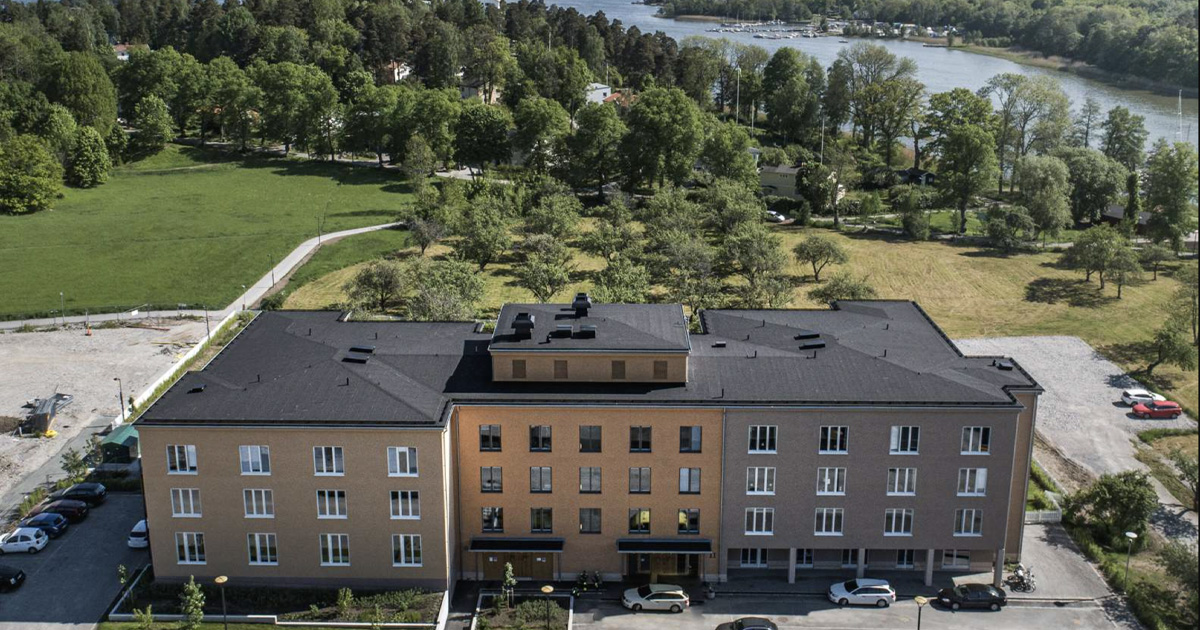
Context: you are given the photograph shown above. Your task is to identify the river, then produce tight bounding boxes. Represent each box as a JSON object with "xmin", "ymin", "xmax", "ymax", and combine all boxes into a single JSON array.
[{"xmin": 551, "ymin": 0, "xmax": 1199, "ymax": 149}]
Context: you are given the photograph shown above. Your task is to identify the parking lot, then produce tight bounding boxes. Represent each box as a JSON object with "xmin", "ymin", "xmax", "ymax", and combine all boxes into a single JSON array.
[{"xmin": 0, "ymin": 493, "xmax": 146, "ymax": 630}]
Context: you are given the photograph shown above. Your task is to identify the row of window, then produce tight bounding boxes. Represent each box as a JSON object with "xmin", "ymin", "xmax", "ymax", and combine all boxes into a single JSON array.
[
  {"xmin": 742, "ymin": 507, "xmax": 983, "ymax": 537},
  {"xmin": 485, "ymin": 425, "xmax": 704, "ymax": 454},
  {"xmin": 175, "ymin": 532, "xmax": 422, "ymax": 567},
  {"xmin": 167, "ymin": 445, "xmax": 419, "ymax": 477},
  {"xmin": 170, "ymin": 488, "xmax": 420, "ymax": 520},
  {"xmin": 481, "ymin": 507, "xmax": 700, "ymax": 535},
  {"xmin": 748, "ymin": 425, "xmax": 992, "ymax": 455},
  {"xmin": 738, "ymin": 548, "xmax": 974, "ymax": 570},
  {"xmin": 481, "ymin": 466, "xmax": 703, "ymax": 494},
  {"xmin": 511, "ymin": 359, "xmax": 671, "ymax": 380}
]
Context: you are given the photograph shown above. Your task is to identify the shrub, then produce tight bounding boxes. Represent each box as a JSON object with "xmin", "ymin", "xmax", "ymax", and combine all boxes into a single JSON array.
[
  {"xmin": 337, "ymin": 587, "xmax": 355, "ymax": 618},
  {"xmin": 18, "ymin": 487, "xmax": 48, "ymax": 517}
]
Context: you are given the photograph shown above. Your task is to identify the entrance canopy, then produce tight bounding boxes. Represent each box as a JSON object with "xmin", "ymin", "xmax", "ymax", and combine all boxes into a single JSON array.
[
  {"xmin": 469, "ymin": 538, "xmax": 564, "ymax": 553},
  {"xmin": 616, "ymin": 539, "xmax": 712, "ymax": 554}
]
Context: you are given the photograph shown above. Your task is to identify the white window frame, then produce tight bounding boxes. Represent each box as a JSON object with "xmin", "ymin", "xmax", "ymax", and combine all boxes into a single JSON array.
[
  {"xmin": 243, "ymin": 489, "xmax": 274, "ymax": 519},
  {"xmin": 167, "ymin": 445, "xmax": 197, "ymax": 474},
  {"xmin": 239, "ymin": 445, "xmax": 271, "ymax": 475},
  {"xmin": 816, "ymin": 467, "xmax": 847, "ymax": 495},
  {"xmin": 884, "ymin": 508, "xmax": 914, "ymax": 536},
  {"xmin": 319, "ymin": 533, "xmax": 350, "ymax": 566},
  {"xmin": 887, "ymin": 467, "xmax": 917, "ymax": 496},
  {"xmin": 818, "ymin": 426, "xmax": 848, "ymax": 454},
  {"xmin": 796, "ymin": 548, "xmax": 814, "ymax": 568},
  {"xmin": 175, "ymin": 532, "xmax": 206, "ymax": 565},
  {"xmin": 313, "ymin": 446, "xmax": 344, "ymax": 476},
  {"xmin": 746, "ymin": 467, "xmax": 776, "ymax": 495},
  {"xmin": 390, "ymin": 490, "xmax": 420, "ymax": 520},
  {"xmin": 247, "ymin": 532, "xmax": 278, "ymax": 566},
  {"xmin": 957, "ymin": 468, "xmax": 988, "ymax": 496},
  {"xmin": 316, "ymin": 490, "xmax": 348, "ymax": 519},
  {"xmin": 942, "ymin": 549, "xmax": 970, "ymax": 569},
  {"xmin": 392, "ymin": 534, "xmax": 423, "ymax": 567},
  {"xmin": 740, "ymin": 548, "xmax": 767, "ymax": 568},
  {"xmin": 387, "ymin": 446, "xmax": 418, "ymax": 477},
  {"xmin": 170, "ymin": 488, "xmax": 202, "ymax": 518},
  {"xmin": 889, "ymin": 426, "xmax": 920, "ymax": 454},
  {"xmin": 815, "ymin": 507, "xmax": 844, "ymax": 536},
  {"xmin": 961, "ymin": 427, "xmax": 991, "ymax": 455},
  {"xmin": 748, "ymin": 425, "xmax": 777, "ymax": 454},
  {"xmin": 953, "ymin": 508, "xmax": 983, "ymax": 536},
  {"xmin": 744, "ymin": 507, "xmax": 774, "ymax": 535}
]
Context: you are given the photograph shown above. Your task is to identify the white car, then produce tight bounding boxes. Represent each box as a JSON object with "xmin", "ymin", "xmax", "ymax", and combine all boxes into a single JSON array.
[
  {"xmin": 621, "ymin": 584, "xmax": 690, "ymax": 612},
  {"xmin": 127, "ymin": 520, "xmax": 149, "ymax": 549},
  {"xmin": 827, "ymin": 578, "xmax": 896, "ymax": 607},
  {"xmin": 1121, "ymin": 389, "xmax": 1166, "ymax": 406},
  {"xmin": 0, "ymin": 527, "xmax": 49, "ymax": 554}
]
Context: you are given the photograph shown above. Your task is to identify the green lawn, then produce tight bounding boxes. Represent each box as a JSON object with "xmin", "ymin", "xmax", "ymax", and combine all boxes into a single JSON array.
[
  {"xmin": 0, "ymin": 144, "xmax": 414, "ymax": 320},
  {"xmin": 101, "ymin": 624, "xmax": 346, "ymax": 630}
]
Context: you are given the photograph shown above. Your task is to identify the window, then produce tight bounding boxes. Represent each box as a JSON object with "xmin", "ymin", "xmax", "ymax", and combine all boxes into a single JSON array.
[
  {"xmin": 889, "ymin": 426, "xmax": 920, "ymax": 454},
  {"xmin": 175, "ymin": 532, "xmax": 205, "ymax": 564},
  {"xmin": 392, "ymin": 534, "xmax": 422, "ymax": 567},
  {"xmin": 387, "ymin": 447, "xmax": 418, "ymax": 477},
  {"xmin": 629, "ymin": 467, "xmax": 651, "ymax": 494},
  {"xmin": 247, "ymin": 533, "xmax": 277, "ymax": 565},
  {"xmin": 530, "ymin": 426, "xmax": 552, "ymax": 452},
  {"xmin": 957, "ymin": 468, "xmax": 988, "ymax": 496},
  {"xmin": 815, "ymin": 508, "xmax": 844, "ymax": 536},
  {"xmin": 679, "ymin": 426, "xmax": 702, "ymax": 453},
  {"xmin": 943, "ymin": 549, "xmax": 970, "ymax": 569},
  {"xmin": 896, "ymin": 549, "xmax": 915, "ymax": 569},
  {"xmin": 819, "ymin": 426, "xmax": 848, "ymax": 454},
  {"xmin": 678, "ymin": 509, "xmax": 700, "ymax": 534},
  {"xmin": 170, "ymin": 488, "xmax": 201, "ymax": 517},
  {"xmin": 740, "ymin": 548, "xmax": 767, "ymax": 568},
  {"xmin": 954, "ymin": 509, "xmax": 983, "ymax": 536},
  {"xmin": 243, "ymin": 489, "xmax": 274, "ymax": 518},
  {"xmin": 629, "ymin": 426, "xmax": 652, "ymax": 452},
  {"xmin": 239, "ymin": 445, "xmax": 271, "ymax": 475},
  {"xmin": 628, "ymin": 508, "xmax": 650, "ymax": 534},
  {"xmin": 747, "ymin": 467, "xmax": 776, "ymax": 495},
  {"xmin": 482, "ymin": 507, "xmax": 503, "ymax": 532},
  {"xmin": 313, "ymin": 446, "xmax": 344, "ymax": 475},
  {"xmin": 579, "ymin": 426, "xmax": 602, "ymax": 452},
  {"xmin": 320, "ymin": 533, "xmax": 350, "ymax": 566},
  {"xmin": 796, "ymin": 548, "xmax": 814, "ymax": 568},
  {"xmin": 579, "ymin": 467, "xmax": 601, "ymax": 493},
  {"xmin": 530, "ymin": 467, "xmax": 552, "ymax": 493},
  {"xmin": 390, "ymin": 491, "xmax": 420, "ymax": 519},
  {"xmin": 748, "ymin": 425, "xmax": 777, "ymax": 453},
  {"xmin": 511, "ymin": 359, "xmax": 526, "ymax": 379},
  {"xmin": 841, "ymin": 548, "xmax": 857, "ymax": 568},
  {"xmin": 481, "ymin": 467, "xmax": 503, "ymax": 493},
  {"xmin": 553, "ymin": 360, "xmax": 568, "ymax": 379},
  {"xmin": 961, "ymin": 427, "xmax": 991, "ymax": 454},
  {"xmin": 316, "ymin": 490, "xmax": 347, "ymax": 518},
  {"xmin": 884, "ymin": 508, "xmax": 914, "ymax": 536},
  {"xmin": 579, "ymin": 508, "xmax": 601, "ymax": 534},
  {"xmin": 479, "ymin": 425, "xmax": 501, "ymax": 451},
  {"xmin": 611, "ymin": 360, "xmax": 626, "ymax": 379},
  {"xmin": 679, "ymin": 468, "xmax": 701, "ymax": 494},
  {"xmin": 887, "ymin": 468, "xmax": 917, "ymax": 496},
  {"xmin": 816, "ymin": 467, "xmax": 846, "ymax": 495},
  {"xmin": 745, "ymin": 508, "xmax": 774, "ymax": 535},
  {"xmin": 531, "ymin": 508, "xmax": 553, "ymax": 533},
  {"xmin": 653, "ymin": 360, "xmax": 669, "ymax": 380},
  {"xmin": 167, "ymin": 445, "xmax": 197, "ymax": 474}
]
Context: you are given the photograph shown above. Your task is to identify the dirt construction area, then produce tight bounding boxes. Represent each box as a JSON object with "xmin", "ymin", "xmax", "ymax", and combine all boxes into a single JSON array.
[{"xmin": 0, "ymin": 318, "xmax": 207, "ymax": 506}]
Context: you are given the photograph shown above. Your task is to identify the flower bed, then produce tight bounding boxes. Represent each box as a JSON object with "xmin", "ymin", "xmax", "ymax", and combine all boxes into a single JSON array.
[{"xmin": 475, "ymin": 594, "xmax": 569, "ymax": 630}]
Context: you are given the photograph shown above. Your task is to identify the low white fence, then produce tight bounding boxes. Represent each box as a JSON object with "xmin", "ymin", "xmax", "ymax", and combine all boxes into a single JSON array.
[{"xmin": 1024, "ymin": 509, "xmax": 1063, "ymax": 524}]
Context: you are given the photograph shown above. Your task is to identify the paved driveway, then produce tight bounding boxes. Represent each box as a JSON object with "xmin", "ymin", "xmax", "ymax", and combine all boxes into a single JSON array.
[{"xmin": 0, "ymin": 493, "xmax": 147, "ymax": 630}]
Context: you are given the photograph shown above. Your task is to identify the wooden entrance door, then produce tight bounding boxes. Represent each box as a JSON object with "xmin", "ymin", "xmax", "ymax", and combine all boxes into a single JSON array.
[{"xmin": 480, "ymin": 553, "xmax": 555, "ymax": 580}]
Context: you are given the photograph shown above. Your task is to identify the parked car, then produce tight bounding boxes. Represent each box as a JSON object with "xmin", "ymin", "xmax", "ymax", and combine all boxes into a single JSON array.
[
  {"xmin": 128, "ymin": 520, "xmax": 149, "ymax": 549},
  {"xmin": 0, "ymin": 565, "xmax": 25, "ymax": 592},
  {"xmin": 1121, "ymin": 389, "xmax": 1166, "ymax": 406},
  {"xmin": 18, "ymin": 513, "xmax": 68, "ymax": 538},
  {"xmin": 0, "ymin": 528, "xmax": 49, "ymax": 554},
  {"xmin": 827, "ymin": 578, "xmax": 896, "ymax": 607},
  {"xmin": 765, "ymin": 210, "xmax": 786, "ymax": 223},
  {"xmin": 1131, "ymin": 401, "xmax": 1183, "ymax": 419},
  {"xmin": 622, "ymin": 584, "xmax": 689, "ymax": 613},
  {"xmin": 715, "ymin": 617, "xmax": 779, "ymax": 630},
  {"xmin": 937, "ymin": 583, "xmax": 1007, "ymax": 611},
  {"xmin": 48, "ymin": 482, "xmax": 107, "ymax": 506},
  {"xmin": 31, "ymin": 499, "xmax": 89, "ymax": 522}
]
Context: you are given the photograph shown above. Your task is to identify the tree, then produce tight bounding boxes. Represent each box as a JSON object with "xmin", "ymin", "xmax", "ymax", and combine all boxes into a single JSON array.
[
  {"xmin": 723, "ymin": 222, "xmax": 792, "ymax": 308},
  {"xmin": 343, "ymin": 260, "xmax": 404, "ymax": 312},
  {"xmin": 60, "ymin": 447, "xmax": 87, "ymax": 480},
  {"xmin": 871, "ymin": 76, "xmax": 925, "ymax": 167},
  {"xmin": 1173, "ymin": 265, "xmax": 1198, "ymax": 345},
  {"xmin": 405, "ymin": 259, "xmax": 483, "ymax": 321},
  {"xmin": 621, "ymin": 87, "xmax": 703, "ymax": 189},
  {"xmin": 342, "ymin": 82, "xmax": 398, "ymax": 167},
  {"xmin": 524, "ymin": 193, "xmax": 581, "ymax": 240},
  {"xmin": 0, "ymin": 135, "xmax": 63, "ymax": 215},
  {"xmin": 501, "ymin": 562, "xmax": 518, "ymax": 608},
  {"xmin": 1069, "ymin": 96, "xmax": 1101, "ymax": 148},
  {"xmin": 512, "ymin": 97, "xmax": 570, "ymax": 174},
  {"xmin": 454, "ymin": 101, "xmax": 512, "ymax": 172},
  {"xmin": 133, "ymin": 605, "xmax": 154, "ymax": 630},
  {"xmin": 105, "ymin": 124, "xmax": 129, "ymax": 165},
  {"xmin": 1065, "ymin": 471, "xmax": 1157, "ymax": 546},
  {"xmin": 402, "ymin": 134, "xmax": 436, "ymax": 186},
  {"xmin": 1157, "ymin": 541, "xmax": 1199, "ymax": 626},
  {"xmin": 568, "ymin": 102, "xmax": 626, "ymax": 196},
  {"xmin": 703, "ymin": 178, "xmax": 764, "ymax": 235},
  {"xmin": 1122, "ymin": 171, "xmax": 1143, "ymax": 237},
  {"xmin": 455, "ymin": 193, "xmax": 512, "ymax": 270},
  {"xmin": 836, "ymin": 43, "xmax": 918, "ymax": 150},
  {"xmin": 410, "ymin": 88, "xmax": 460, "ymax": 167},
  {"xmin": 1108, "ymin": 242, "xmax": 1142, "ymax": 298},
  {"xmin": 897, "ymin": 187, "xmax": 930, "ymax": 240},
  {"xmin": 699, "ymin": 119, "xmax": 758, "ymax": 189},
  {"xmin": 660, "ymin": 233, "xmax": 723, "ymax": 315},
  {"xmin": 592, "ymin": 256, "xmax": 651, "ymax": 303},
  {"xmin": 677, "ymin": 40, "xmax": 723, "ymax": 109},
  {"xmin": 982, "ymin": 73, "xmax": 1027, "ymax": 195},
  {"xmin": 39, "ymin": 104, "xmax": 77, "ymax": 165},
  {"xmin": 132, "ymin": 95, "xmax": 174, "ymax": 154},
  {"xmin": 516, "ymin": 234, "xmax": 573, "ymax": 302},
  {"xmin": 1063, "ymin": 225, "xmax": 1122, "ymax": 287},
  {"xmin": 463, "ymin": 27, "xmax": 516, "ymax": 105},
  {"xmin": 808, "ymin": 272, "xmax": 878, "ymax": 303},
  {"xmin": 1014, "ymin": 155, "xmax": 1071, "ymax": 246},
  {"xmin": 1139, "ymin": 244, "xmax": 1174, "ymax": 281},
  {"xmin": 925, "ymin": 88, "xmax": 993, "ymax": 160},
  {"xmin": 179, "ymin": 576, "xmax": 205, "ymax": 630},
  {"xmin": 1099, "ymin": 106, "xmax": 1148, "ymax": 171},
  {"xmin": 793, "ymin": 235, "xmax": 848, "ymax": 282},
  {"xmin": 1167, "ymin": 450, "xmax": 1198, "ymax": 513},
  {"xmin": 404, "ymin": 186, "xmax": 457, "ymax": 255},
  {"xmin": 1054, "ymin": 147, "xmax": 1127, "ymax": 224},
  {"xmin": 206, "ymin": 57, "xmax": 259, "ymax": 150},
  {"xmin": 48, "ymin": 52, "xmax": 116, "ymax": 134},
  {"xmin": 936, "ymin": 125, "xmax": 999, "ymax": 234},
  {"xmin": 1144, "ymin": 140, "xmax": 1199, "ymax": 251},
  {"xmin": 1144, "ymin": 317, "xmax": 1198, "ymax": 377},
  {"xmin": 67, "ymin": 126, "xmax": 111, "ymax": 187},
  {"xmin": 985, "ymin": 205, "xmax": 1036, "ymax": 253}
]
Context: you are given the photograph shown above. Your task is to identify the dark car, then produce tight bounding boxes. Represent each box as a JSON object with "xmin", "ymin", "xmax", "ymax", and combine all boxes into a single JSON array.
[
  {"xmin": 18, "ymin": 512, "xmax": 69, "ymax": 538},
  {"xmin": 31, "ymin": 499, "xmax": 89, "ymax": 522},
  {"xmin": 0, "ymin": 565, "xmax": 25, "ymax": 592},
  {"xmin": 937, "ymin": 583, "xmax": 1007, "ymax": 611},
  {"xmin": 715, "ymin": 618, "xmax": 779, "ymax": 630},
  {"xmin": 49, "ymin": 482, "xmax": 107, "ymax": 506}
]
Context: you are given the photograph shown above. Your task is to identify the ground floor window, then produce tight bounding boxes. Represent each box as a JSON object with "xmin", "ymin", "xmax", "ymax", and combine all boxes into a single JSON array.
[
  {"xmin": 942, "ymin": 549, "xmax": 971, "ymax": 569},
  {"xmin": 319, "ymin": 533, "xmax": 350, "ymax": 566},
  {"xmin": 795, "ymin": 548, "xmax": 814, "ymax": 567},
  {"xmin": 175, "ymin": 532, "xmax": 205, "ymax": 565},
  {"xmin": 896, "ymin": 549, "xmax": 915, "ymax": 569},
  {"xmin": 740, "ymin": 548, "xmax": 767, "ymax": 568},
  {"xmin": 841, "ymin": 548, "xmax": 857, "ymax": 568},
  {"xmin": 392, "ymin": 534, "xmax": 422, "ymax": 567}
]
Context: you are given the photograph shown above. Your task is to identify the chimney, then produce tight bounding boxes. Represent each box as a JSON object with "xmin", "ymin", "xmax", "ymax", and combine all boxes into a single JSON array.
[
  {"xmin": 512, "ymin": 312, "xmax": 535, "ymax": 340},
  {"xmin": 572, "ymin": 292, "xmax": 592, "ymax": 318}
]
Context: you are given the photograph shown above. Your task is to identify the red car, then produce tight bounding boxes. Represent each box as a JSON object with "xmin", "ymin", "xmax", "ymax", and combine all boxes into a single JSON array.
[{"xmin": 1132, "ymin": 401, "xmax": 1183, "ymax": 419}]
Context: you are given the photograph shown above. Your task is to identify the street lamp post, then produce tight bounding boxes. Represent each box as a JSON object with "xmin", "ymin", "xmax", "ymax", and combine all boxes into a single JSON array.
[
  {"xmin": 113, "ymin": 377, "xmax": 125, "ymax": 422},
  {"xmin": 241, "ymin": 285, "xmax": 247, "ymax": 311},
  {"xmin": 214, "ymin": 575, "xmax": 229, "ymax": 630},
  {"xmin": 540, "ymin": 585, "xmax": 554, "ymax": 630},
  {"xmin": 914, "ymin": 595, "xmax": 929, "ymax": 630},
  {"xmin": 1123, "ymin": 531, "xmax": 1138, "ymax": 593},
  {"xmin": 60, "ymin": 292, "xmax": 65, "ymax": 324}
]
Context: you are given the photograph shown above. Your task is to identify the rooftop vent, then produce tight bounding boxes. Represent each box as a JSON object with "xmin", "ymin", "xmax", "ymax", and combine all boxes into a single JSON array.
[
  {"xmin": 342, "ymin": 354, "xmax": 370, "ymax": 364},
  {"xmin": 553, "ymin": 324, "xmax": 573, "ymax": 338},
  {"xmin": 572, "ymin": 292, "xmax": 592, "ymax": 318},
  {"xmin": 578, "ymin": 324, "xmax": 598, "ymax": 339},
  {"xmin": 794, "ymin": 332, "xmax": 820, "ymax": 340},
  {"xmin": 350, "ymin": 345, "xmax": 376, "ymax": 354},
  {"xmin": 512, "ymin": 312, "xmax": 535, "ymax": 340},
  {"xmin": 187, "ymin": 384, "xmax": 206, "ymax": 394},
  {"xmin": 798, "ymin": 340, "xmax": 826, "ymax": 350},
  {"xmin": 996, "ymin": 359, "xmax": 1014, "ymax": 371},
  {"xmin": 712, "ymin": 341, "xmax": 727, "ymax": 348}
]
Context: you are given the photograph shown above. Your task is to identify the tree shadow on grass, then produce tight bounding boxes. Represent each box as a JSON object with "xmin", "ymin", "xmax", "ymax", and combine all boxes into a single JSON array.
[
  {"xmin": 958, "ymin": 248, "xmax": 1021, "ymax": 259},
  {"xmin": 1025, "ymin": 277, "xmax": 1114, "ymax": 308}
]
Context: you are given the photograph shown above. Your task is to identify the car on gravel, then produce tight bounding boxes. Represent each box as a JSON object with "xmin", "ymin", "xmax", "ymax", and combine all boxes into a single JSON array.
[
  {"xmin": 49, "ymin": 482, "xmax": 107, "ymax": 506},
  {"xmin": 30, "ymin": 499, "xmax": 89, "ymax": 522},
  {"xmin": 937, "ymin": 583, "xmax": 1007, "ymax": 610},
  {"xmin": 1131, "ymin": 400, "xmax": 1183, "ymax": 419},
  {"xmin": 0, "ymin": 527, "xmax": 49, "ymax": 554},
  {"xmin": 828, "ymin": 578, "xmax": 896, "ymax": 607},
  {"xmin": 18, "ymin": 512, "xmax": 69, "ymax": 538},
  {"xmin": 0, "ymin": 565, "xmax": 26, "ymax": 591},
  {"xmin": 622, "ymin": 584, "xmax": 689, "ymax": 612},
  {"xmin": 715, "ymin": 617, "xmax": 779, "ymax": 630},
  {"xmin": 1121, "ymin": 389, "xmax": 1166, "ymax": 406}
]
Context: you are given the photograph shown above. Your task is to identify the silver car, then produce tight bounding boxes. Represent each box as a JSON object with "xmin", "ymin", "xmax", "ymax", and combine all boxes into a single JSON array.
[
  {"xmin": 827, "ymin": 578, "xmax": 896, "ymax": 607},
  {"xmin": 622, "ymin": 584, "xmax": 690, "ymax": 613}
]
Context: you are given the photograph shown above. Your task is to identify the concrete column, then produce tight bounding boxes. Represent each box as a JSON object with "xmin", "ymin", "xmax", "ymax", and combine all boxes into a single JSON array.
[
  {"xmin": 787, "ymin": 548, "xmax": 797, "ymax": 584},
  {"xmin": 993, "ymin": 547, "xmax": 1005, "ymax": 587},
  {"xmin": 856, "ymin": 548, "xmax": 866, "ymax": 578},
  {"xmin": 924, "ymin": 549, "xmax": 934, "ymax": 586}
]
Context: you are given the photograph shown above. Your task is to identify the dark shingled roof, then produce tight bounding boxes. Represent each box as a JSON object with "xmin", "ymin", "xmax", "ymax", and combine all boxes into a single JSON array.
[
  {"xmin": 139, "ymin": 302, "xmax": 1039, "ymax": 428},
  {"xmin": 490, "ymin": 302, "xmax": 690, "ymax": 352}
]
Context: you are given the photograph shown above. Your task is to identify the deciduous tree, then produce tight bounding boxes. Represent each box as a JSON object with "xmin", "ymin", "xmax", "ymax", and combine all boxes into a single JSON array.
[
  {"xmin": 1100, "ymin": 106, "xmax": 1148, "ymax": 171},
  {"xmin": 516, "ymin": 234, "xmax": 574, "ymax": 301},
  {"xmin": 405, "ymin": 259, "xmax": 483, "ymax": 321},
  {"xmin": 1014, "ymin": 154, "xmax": 1071, "ymax": 246},
  {"xmin": 344, "ymin": 260, "xmax": 404, "ymax": 312},
  {"xmin": 808, "ymin": 272, "xmax": 877, "ymax": 303},
  {"xmin": 132, "ymin": 94, "xmax": 174, "ymax": 154},
  {"xmin": 0, "ymin": 135, "xmax": 63, "ymax": 215},
  {"xmin": 454, "ymin": 100, "xmax": 512, "ymax": 172},
  {"xmin": 621, "ymin": 87, "xmax": 703, "ymax": 189},
  {"xmin": 67, "ymin": 126, "xmax": 111, "ymax": 187},
  {"xmin": 513, "ymin": 97, "xmax": 570, "ymax": 174},
  {"xmin": 568, "ymin": 102, "xmax": 626, "ymax": 196},
  {"xmin": 793, "ymin": 235, "xmax": 848, "ymax": 282},
  {"xmin": 1144, "ymin": 139, "xmax": 1199, "ymax": 251},
  {"xmin": 936, "ymin": 124, "xmax": 999, "ymax": 234},
  {"xmin": 1054, "ymin": 147, "xmax": 1127, "ymax": 224}
]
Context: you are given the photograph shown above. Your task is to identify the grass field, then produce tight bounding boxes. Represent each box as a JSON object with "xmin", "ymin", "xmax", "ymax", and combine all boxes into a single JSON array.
[{"xmin": 0, "ymin": 144, "xmax": 414, "ymax": 320}]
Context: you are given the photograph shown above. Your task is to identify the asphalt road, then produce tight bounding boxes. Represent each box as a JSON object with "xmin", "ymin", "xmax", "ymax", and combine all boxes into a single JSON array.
[{"xmin": 0, "ymin": 493, "xmax": 147, "ymax": 630}]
